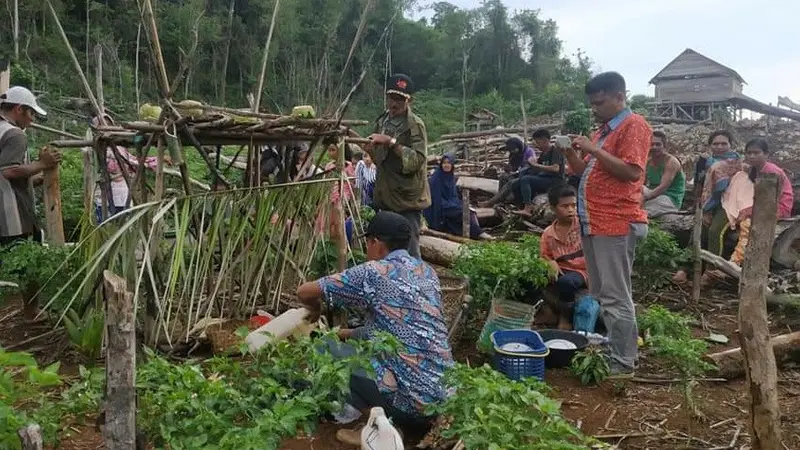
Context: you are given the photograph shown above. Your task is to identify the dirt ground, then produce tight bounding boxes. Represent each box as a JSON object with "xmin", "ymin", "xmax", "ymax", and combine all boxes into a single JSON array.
[{"xmin": 3, "ymin": 284, "xmax": 799, "ymax": 450}]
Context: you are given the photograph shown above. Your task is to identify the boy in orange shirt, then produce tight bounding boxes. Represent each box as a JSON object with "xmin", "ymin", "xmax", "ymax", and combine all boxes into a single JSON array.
[{"xmin": 539, "ymin": 184, "xmax": 588, "ymax": 329}]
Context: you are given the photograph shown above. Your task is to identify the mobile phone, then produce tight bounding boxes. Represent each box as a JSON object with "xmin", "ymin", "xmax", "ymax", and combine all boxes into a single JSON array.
[{"xmin": 553, "ymin": 135, "xmax": 571, "ymax": 148}]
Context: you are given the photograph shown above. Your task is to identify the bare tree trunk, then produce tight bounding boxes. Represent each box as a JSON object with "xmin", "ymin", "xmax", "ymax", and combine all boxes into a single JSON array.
[
  {"xmin": 13, "ymin": 0, "xmax": 19, "ymax": 60},
  {"xmin": 738, "ymin": 173, "xmax": 782, "ymax": 449},
  {"xmin": 219, "ymin": 0, "xmax": 235, "ymax": 105},
  {"xmin": 85, "ymin": 0, "xmax": 90, "ymax": 75},
  {"xmin": 461, "ymin": 49, "xmax": 468, "ymax": 133}
]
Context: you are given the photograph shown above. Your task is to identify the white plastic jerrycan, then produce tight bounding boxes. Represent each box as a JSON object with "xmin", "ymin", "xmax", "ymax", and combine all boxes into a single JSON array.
[
  {"xmin": 360, "ymin": 407, "xmax": 404, "ymax": 450},
  {"xmin": 245, "ymin": 307, "xmax": 312, "ymax": 352}
]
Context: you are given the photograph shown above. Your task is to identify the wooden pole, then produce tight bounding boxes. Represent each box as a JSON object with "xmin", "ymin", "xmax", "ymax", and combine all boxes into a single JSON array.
[
  {"xmin": 0, "ymin": 59, "xmax": 9, "ymax": 93},
  {"xmin": 42, "ymin": 164, "xmax": 65, "ymax": 244},
  {"xmin": 253, "ymin": 0, "xmax": 281, "ymax": 113},
  {"xmin": 141, "ymin": 0, "xmax": 170, "ymax": 99},
  {"xmin": 738, "ymin": 173, "xmax": 782, "ymax": 449},
  {"xmin": 82, "ymin": 146, "xmax": 96, "ymax": 226},
  {"xmin": 461, "ymin": 189, "xmax": 470, "ymax": 238},
  {"xmin": 95, "ymin": 44, "xmax": 105, "ymax": 115},
  {"xmin": 103, "ymin": 271, "xmax": 136, "ymax": 450},
  {"xmin": 691, "ymin": 200, "xmax": 703, "ymax": 302},
  {"xmin": 219, "ymin": 0, "xmax": 235, "ymax": 105}
]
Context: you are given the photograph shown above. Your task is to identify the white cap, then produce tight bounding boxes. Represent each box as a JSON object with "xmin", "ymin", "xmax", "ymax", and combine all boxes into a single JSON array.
[{"xmin": 0, "ymin": 86, "xmax": 47, "ymax": 116}]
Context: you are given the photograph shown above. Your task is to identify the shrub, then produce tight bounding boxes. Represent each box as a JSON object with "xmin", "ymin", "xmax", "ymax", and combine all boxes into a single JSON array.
[{"xmin": 634, "ymin": 226, "xmax": 690, "ymax": 293}]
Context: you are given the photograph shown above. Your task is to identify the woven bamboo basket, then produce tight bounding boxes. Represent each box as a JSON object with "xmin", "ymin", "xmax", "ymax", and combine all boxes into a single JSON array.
[{"xmin": 439, "ymin": 273, "xmax": 470, "ymax": 342}]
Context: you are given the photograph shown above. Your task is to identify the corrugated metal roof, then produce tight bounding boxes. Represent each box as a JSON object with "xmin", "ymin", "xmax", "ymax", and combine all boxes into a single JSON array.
[{"xmin": 649, "ymin": 48, "xmax": 745, "ymax": 85}]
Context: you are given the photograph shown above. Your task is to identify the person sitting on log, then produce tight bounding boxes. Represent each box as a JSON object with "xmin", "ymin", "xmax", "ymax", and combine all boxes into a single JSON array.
[
  {"xmin": 423, "ymin": 153, "xmax": 493, "ymax": 240},
  {"xmin": 296, "ymin": 211, "xmax": 454, "ymax": 443},
  {"xmin": 642, "ymin": 130, "xmax": 685, "ymax": 217},
  {"xmin": 539, "ymin": 184, "xmax": 588, "ymax": 330},
  {"xmin": 725, "ymin": 138, "xmax": 794, "ymax": 267},
  {"xmin": 700, "ymin": 130, "xmax": 743, "ymax": 258},
  {"xmin": 479, "ymin": 136, "xmax": 535, "ymax": 207},
  {"xmin": 511, "ymin": 128, "xmax": 566, "ymax": 217}
]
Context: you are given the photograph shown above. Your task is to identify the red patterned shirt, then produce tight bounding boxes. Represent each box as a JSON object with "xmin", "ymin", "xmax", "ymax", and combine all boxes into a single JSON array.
[
  {"xmin": 577, "ymin": 109, "xmax": 651, "ymax": 236},
  {"xmin": 540, "ymin": 217, "xmax": 588, "ymax": 283}
]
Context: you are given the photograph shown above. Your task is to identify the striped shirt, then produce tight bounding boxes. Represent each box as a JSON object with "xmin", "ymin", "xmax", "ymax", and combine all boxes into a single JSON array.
[
  {"xmin": 0, "ymin": 119, "xmax": 36, "ymax": 237},
  {"xmin": 540, "ymin": 217, "xmax": 588, "ymax": 283}
]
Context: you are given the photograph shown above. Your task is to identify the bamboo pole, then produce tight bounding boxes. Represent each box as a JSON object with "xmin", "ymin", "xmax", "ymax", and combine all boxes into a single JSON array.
[
  {"xmin": 738, "ymin": 173, "xmax": 782, "ymax": 449},
  {"xmin": 461, "ymin": 189, "xmax": 470, "ymax": 238},
  {"xmin": 29, "ymin": 123, "xmax": 83, "ymax": 140},
  {"xmin": 253, "ymin": 0, "xmax": 281, "ymax": 113},
  {"xmin": 45, "ymin": 0, "xmax": 104, "ymax": 122},
  {"xmin": 141, "ymin": 0, "xmax": 170, "ymax": 99},
  {"xmin": 13, "ymin": 0, "xmax": 19, "ymax": 60},
  {"xmin": 135, "ymin": 23, "xmax": 141, "ymax": 110},
  {"xmin": 220, "ymin": 0, "xmax": 235, "ymax": 105},
  {"xmin": 42, "ymin": 166, "xmax": 65, "ymax": 244}
]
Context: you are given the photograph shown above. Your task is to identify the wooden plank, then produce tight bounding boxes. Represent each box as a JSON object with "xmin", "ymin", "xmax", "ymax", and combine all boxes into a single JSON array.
[
  {"xmin": 103, "ymin": 271, "xmax": 137, "ymax": 450},
  {"xmin": 738, "ymin": 173, "xmax": 782, "ymax": 449},
  {"xmin": 42, "ymin": 167, "xmax": 65, "ymax": 244},
  {"xmin": 456, "ymin": 177, "xmax": 498, "ymax": 194}
]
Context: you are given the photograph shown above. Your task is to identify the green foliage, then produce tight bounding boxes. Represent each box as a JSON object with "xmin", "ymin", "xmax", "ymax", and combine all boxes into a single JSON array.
[
  {"xmin": 634, "ymin": 226, "xmax": 691, "ymax": 293},
  {"xmin": 453, "ymin": 235, "xmax": 551, "ymax": 307},
  {"xmin": 307, "ymin": 239, "xmax": 366, "ymax": 280},
  {"xmin": 638, "ymin": 305, "xmax": 716, "ymax": 414},
  {"xmin": 0, "ymin": 347, "xmax": 60, "ymax": 449},
  {"xmin": 563, "ymin": 109, "xmax": 592, "ymax": 135},
  {"xmin": 0, "ymin": 240, "xmax": 81, "ymax": 310},
  {"xmin": 570, "ymin": 347, "xmax": 610, "ymax": 385},
  {"xmin": 427, "ymin": 364, "xmax": 591, "ymax": 449},
  {"xmin": 2, "ymin": 354, "xmax": 110, "ymax": 449},
  {"xmin": 638, "ymin": 305, "xmax": 692, "ymax": 340},
  {"xmin": 136, "ymin": 332, "xmax": 395, "ymax": 450},
  {"xmin": 63, "ymin": 307, "xmax": 105, "ymax": 360}
]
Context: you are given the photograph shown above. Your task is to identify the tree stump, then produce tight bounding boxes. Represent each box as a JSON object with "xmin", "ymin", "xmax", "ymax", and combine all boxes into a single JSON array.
[{"xmin": 104, "ymin": 271, "xmax": 137, "ymax": 450}]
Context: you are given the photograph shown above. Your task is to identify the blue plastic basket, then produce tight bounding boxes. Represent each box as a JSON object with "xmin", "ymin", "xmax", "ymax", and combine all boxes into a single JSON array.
[{"xmin": 490, "ymin": 329, "xmax": 549, "ymax": 381}]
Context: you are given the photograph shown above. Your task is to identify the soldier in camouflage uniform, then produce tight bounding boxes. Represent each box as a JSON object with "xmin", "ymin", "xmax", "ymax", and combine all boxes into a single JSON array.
[{"xmin": 365, "ymin": 74, "xmax": 430, "ymax": 258}]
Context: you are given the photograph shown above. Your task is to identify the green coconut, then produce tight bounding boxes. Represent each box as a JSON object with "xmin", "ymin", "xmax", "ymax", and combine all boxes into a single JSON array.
[{"xmin": 291, "ymin": 105, "xmax": 316, "ymax": 119}]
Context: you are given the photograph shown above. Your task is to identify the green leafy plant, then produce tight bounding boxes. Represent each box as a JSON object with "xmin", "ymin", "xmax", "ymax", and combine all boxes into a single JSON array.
[
  {"xmin": 0, "ymin": 240, "xmax": 80, "ymax": 311},
  {"xmin": 0, "ymin": 347, "xmax": 61, "ymax": 449},
  {"xmin": 307, "ymin": 238, "xmax": 366, "ymax": 280},
  {"xmin": 63, "ymin": 306, "xmax": 105, "ymax": 360},
  {"xmin": 637, "ymin": 305, "xmax": 692, "ymax": 341},
  {"xmin": 633, "ymin": 227, "xmax": 690, "ymax": 293},
  {"xmin": 638, "ymin": 306, "xmax": 715, "ymax": 417},
  {"xmin": 427, "ymin": 364, "xmax": 592, "ymax": 449},
  {"xmin": 570, "ymin": 347, "xmax": 610, "ymax": 385},
  {"xmin": 453, "ymin": 236, "xmax": 551, "ymax": 308},
  {"xmin": 136, "ymin": 331, "xmax": 396, "ymax": 450}
]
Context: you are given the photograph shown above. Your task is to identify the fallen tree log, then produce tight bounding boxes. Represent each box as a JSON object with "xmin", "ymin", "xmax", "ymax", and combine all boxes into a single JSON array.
[
  {"xmin": 456, "ymin": 177, "xmax": 498, "ymax": 194},
  {"xmin": 421, "ymin": 228, "xmax": 474, "ymax": 244},
  {"xmin": 420, "ymin": 236, "xmax": 462, "ymax": 268},
  {"xmin": 707, "ymin": 331, "xmax": 800, "ymax": 378}
]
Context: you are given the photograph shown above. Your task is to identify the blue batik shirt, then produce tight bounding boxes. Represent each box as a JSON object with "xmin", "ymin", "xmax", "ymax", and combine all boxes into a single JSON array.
[{"xmin": 318, "ymin": 249, "xmax": 454, "ymax": 415}]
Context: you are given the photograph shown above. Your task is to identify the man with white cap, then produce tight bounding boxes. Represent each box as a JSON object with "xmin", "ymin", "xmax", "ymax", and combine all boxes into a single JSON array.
[{"xmin": 0, "ymin": 86, "xmax": 61, "ymax": 244}]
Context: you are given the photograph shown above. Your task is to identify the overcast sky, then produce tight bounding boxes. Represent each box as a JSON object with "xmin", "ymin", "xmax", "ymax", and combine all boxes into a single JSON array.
[{"xmin": 415, "ymin": 0, "xmax": 800, "ymax": 105}]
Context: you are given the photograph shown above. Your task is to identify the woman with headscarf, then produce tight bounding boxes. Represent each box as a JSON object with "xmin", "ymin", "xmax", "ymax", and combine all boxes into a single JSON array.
[
  {"xmin": 423, "ymin": 154, "xmax": 493, "ymax": 240},
  {"xmin": 700, "ymin": 130, "xmax": 743, "ymax": 257}
]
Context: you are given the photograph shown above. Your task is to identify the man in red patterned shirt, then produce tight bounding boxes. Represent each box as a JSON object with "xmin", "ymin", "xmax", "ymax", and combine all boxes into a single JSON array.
[{"xmin": 560, "ymin": 72, "xmax": 650, "ymax": 378}]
